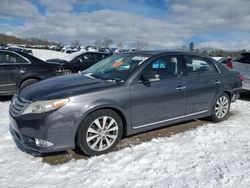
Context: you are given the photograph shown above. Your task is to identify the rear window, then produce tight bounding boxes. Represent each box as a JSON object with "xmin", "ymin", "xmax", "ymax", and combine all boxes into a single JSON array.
[
  {"xmin": 233, "ymin": 54, "xmax": 250, "ymax": 64},
  {"xmin": 184, "ymin": 55, "xmax": 218, "ymax": 75}
]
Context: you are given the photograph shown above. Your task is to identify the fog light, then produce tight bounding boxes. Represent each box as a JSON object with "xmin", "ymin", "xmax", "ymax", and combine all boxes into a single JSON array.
[{"xmin": 35, "ymin": 138, "xmax": 54, "ymax": 147}]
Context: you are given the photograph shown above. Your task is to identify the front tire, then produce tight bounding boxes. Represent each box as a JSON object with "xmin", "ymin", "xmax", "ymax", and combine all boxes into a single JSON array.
[
  {"xmin": 210, "ymin": 93, "xmax": 230, "ymax": 122},
  {"xmin": 76, "ymin": 109, "xmax": 123, "ymax": 156}
]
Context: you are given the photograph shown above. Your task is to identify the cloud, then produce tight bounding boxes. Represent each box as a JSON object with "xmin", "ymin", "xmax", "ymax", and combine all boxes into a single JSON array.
[
  {"xmin": 1, "ymin": 0, "xmax": 250, "ymax": 50},
  {"xmin": 168, "ymin": 0, "xmax": 250, "ymax": 32},
  {"xmin": 0, "ymin": 0, "xmax": 39, "ymax": 19},
  {"xmin": 0, "ymin": 8, "xmax": 191, "ymax": 48}
]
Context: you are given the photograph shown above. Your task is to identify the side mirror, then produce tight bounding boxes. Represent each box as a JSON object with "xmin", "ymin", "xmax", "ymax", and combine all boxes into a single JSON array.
[
  {"xmin": 76, "ymin": 58, "xmax": 83, "ymax": 63},
  {"xmin": 141, "ymin": 71, "xmax": 160, "ymax": 82}
]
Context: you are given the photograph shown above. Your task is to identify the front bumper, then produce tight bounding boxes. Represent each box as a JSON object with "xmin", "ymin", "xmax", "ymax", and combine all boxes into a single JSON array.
[
  {"xmin": 242, "ymin": 80, "xmax": 250, "ymax": 91},
  {"xmin": 9, "ymin": 109, "xmax": 80, "ymax": 154}
]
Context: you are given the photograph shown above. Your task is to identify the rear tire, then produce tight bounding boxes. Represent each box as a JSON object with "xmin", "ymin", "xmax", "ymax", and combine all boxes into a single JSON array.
[
  {"xmin": 76, "ymin": 109, "xmax": 123, "ymax": 156},
  {"xmin": 63, "ymin": 69, "xmax": 72, "ymax": 75},
  {"xmin": 19, "ymin": 79, "xmax": 39, "ymax": 90},
  {"xmin": 210, "ymin": 93, "xmax": 230, "ymax": 122}
]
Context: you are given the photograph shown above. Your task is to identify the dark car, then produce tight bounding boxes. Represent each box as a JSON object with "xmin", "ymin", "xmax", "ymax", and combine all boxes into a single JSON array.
[
  {"xmin": 6, "ymin": 47, "xmax": 33, "ymax": 55},
  {"xmin": 46, "ymin": 51, "xmax": 111, "ymax": 74},
  {"xmin": 0, "ymin": 50, "xmax": 61, "ymax": 95},
  {"xmin": 9, "ymin": 51, "xmax": 242, "ymax": 156}
]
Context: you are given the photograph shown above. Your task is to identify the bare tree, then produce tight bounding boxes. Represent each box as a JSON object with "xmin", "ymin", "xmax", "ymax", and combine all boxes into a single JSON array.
[
  {"xmin": 136, "ymin": 40, "xmax": 148, "ymax": 50},
  {"xmin": 180, "ymin": 45, "xmax": 188, "ymax": 51},
  {"xmin": 94, "ymin": 39, "xmax": 102, "ymax": 48},
  {"xmin": 116, "ymin": 41, "xmax": 124, "ymax": 49},
  {"xmin": 102, "ymin": 37, "xmax": 113, "ymax": 48}
]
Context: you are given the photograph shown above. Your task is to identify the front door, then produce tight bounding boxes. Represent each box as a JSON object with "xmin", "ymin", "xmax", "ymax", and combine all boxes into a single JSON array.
[{"xmin": 131, "ymin": 55, "xmax": 187, "ymax": 129}]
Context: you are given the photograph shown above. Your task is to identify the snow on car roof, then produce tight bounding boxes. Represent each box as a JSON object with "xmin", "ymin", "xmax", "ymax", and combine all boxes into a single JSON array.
[
  {"xmin": 60, "ymin": 49, "xmax": 102, "ymax": 61},
  {"xmin": 61, "ymin": 49, "xmax": 87, "ymax": 61}
]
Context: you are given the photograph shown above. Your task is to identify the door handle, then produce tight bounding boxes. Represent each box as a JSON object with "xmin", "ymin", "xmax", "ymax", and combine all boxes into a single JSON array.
[
  {"xmin": 214, "ymin": 80, "xmax": 221, "ymax": 85},
  {"xmin": 176, "ymin": 86, "xmax": 186, "ymax": 91}
]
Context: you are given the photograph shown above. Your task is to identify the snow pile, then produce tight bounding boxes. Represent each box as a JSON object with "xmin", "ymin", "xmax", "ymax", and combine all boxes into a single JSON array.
[
  {"xmin": 1, "ymin": 100, "xmax": 250, "ymax": 187},
  {"xmin": 212, "ymin": 57, "xmax": 223, "ymax": 61}
]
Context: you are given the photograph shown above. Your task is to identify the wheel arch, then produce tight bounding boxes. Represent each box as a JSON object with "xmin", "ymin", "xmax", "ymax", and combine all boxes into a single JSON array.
[
  {"xmin": 18, "ymin": 76, "xmax": 41, "ymax": 88},
  {"xmin": 224, "ymin": 90, "xmax": 232, "ymax": 101},
  {"xmin": 74, "ymin": 105, "xmax": 128, "ymax": 146},
  {"xmin": 209, "ymin": 90, "xmax": 232, "ymax": 113}
]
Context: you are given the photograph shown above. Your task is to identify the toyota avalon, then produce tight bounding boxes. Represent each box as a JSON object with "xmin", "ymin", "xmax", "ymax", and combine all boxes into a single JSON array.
[{"xmin": 9, "ymin": 51, "xmax": 242, "ymax": 156}]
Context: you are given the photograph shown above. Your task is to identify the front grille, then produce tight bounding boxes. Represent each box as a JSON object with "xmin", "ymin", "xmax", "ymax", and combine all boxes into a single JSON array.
[{"xmin": 9, "ymin": 95, "xmax": 30, "ymax": 117}]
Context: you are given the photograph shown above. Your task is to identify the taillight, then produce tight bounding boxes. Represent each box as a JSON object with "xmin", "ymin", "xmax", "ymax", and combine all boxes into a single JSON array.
[
  {"xmin": 226, "ymin": 60, "xmax": 233, "ymax": 69},
  {"xmin": 238, "ymin": 72, "xmax": 244, "ymax": 81}
]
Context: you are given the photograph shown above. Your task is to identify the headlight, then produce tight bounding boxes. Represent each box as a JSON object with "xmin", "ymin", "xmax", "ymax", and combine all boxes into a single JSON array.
[{"xmin": 22, "ymin": 99, "xmax": 69, "ymax": 115}]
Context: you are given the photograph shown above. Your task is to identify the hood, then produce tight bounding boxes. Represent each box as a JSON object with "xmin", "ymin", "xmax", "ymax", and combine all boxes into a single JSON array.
[
  {"xmin": 46, "ymin": 58, "xmax": 68, "ymax": 65},
  {"xmin": 19, "ymin": 74, "xmax": 115, "ymax": 101}
]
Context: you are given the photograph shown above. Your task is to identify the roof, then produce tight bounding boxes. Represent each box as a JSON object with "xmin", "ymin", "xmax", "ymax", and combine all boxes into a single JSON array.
[
  {"xmin": 120, "ymin": 50, "xmax": 188, "ymax": 56},
  {"xmin": 59, "ymin": 50, "xmax": 110, "ymax": 61}
]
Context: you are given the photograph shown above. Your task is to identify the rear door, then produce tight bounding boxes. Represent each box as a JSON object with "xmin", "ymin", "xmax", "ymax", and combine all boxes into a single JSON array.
[
  {"xmin": 183, "ymin": 55, "xmax": 221, "ymax": 114},
  {"xmin": 0, "ymin": 51, "xmax": 29, "ymax": 94}
]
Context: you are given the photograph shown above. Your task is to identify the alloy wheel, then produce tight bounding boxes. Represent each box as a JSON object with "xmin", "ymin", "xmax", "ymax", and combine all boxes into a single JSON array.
[
  {"xmin": 86, "ymin": 116, "xmax": 119, "ymax": 151},
  {"xmin": 215, "ymin": 96, "xmax": 229, "ymax": 119}
]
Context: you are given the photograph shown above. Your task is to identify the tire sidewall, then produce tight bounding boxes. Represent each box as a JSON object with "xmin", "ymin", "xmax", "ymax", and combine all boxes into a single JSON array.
[
  {"xmin": 64, "ymin": 69, "xmax": 72, "ymax": 75},
  {"xmin": 76, "ymin": 109, "xmax": 123, "ymax": 156},
  {"xmin": 20, "ymin": 79, "xmax": 38, "ymax": 90}
]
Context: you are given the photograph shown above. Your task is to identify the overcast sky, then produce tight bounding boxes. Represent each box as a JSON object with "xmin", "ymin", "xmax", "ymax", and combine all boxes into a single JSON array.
[{"xmin": 1, "ymin": 0, "xmax": 250, "ymax": 50}]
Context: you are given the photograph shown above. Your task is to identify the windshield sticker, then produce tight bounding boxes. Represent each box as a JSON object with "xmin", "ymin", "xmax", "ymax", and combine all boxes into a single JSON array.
[
  {"xmin": 115, "ymin": 58, "xmax": 123, "ymax": 62},
  {"xmin": 112, "ymin": 61, "xmax": 124, "ymax": 68},
  {"xmin": 132, "ymin": 56, "xmax": 148, "ymax": 61}
]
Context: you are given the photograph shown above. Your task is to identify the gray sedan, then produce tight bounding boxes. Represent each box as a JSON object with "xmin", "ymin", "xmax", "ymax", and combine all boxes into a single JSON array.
[
  {"xmin": 9, "ymin": 51, "xmax": 242, "ymax": 156},
  {"xmin": 232, "ymin": 53, "xmax": 250, "ymax": 91}
]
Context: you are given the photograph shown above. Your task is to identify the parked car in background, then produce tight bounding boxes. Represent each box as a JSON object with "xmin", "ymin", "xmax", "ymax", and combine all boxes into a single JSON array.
[
  {"xmin": 232, "ymin": 52, "xmax": 250, "ymax": 91},
  {"xmin": 46, "ymin": 51, "xmax": 112, "ymax": 74},
  {"xmin": 5, "ymin": 45, "xmax": 33, "ymax": 55},
  {"xmin": 0, "ymin": 50, "xmax": 62, "ymax": 95},
  {"xmin": 218, "ymin": 57, "xmax": 233, "ymax": 69},
  {"xmin": 9, "ymin": 51, "xmax": 242, "ymax": 156}
]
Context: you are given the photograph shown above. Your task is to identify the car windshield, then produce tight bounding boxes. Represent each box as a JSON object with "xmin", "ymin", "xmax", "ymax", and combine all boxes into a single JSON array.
[
  {"xmin": 218, "ymin": 57, "xmax": 226, "ymax": 63},
  {"xmin": 83, "ymin": 54, "xmax": 148, "ymax": 82},
  {"xmin": 61, "ymin": 50, "xmax": 87, "ymax": 61}
]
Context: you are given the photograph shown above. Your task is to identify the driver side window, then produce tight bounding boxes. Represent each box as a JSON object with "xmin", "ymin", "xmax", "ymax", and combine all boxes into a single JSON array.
[
  {"xmin": 76, "ymin": 53, "xmax": 95, "ymax": 63},
  {"xmin": 144, "ymin": 55, "xmax": 182, "ymax": 80},
  {"xmin": 0, "ymin": 52, "xmax": 28, "ymax": 64}
]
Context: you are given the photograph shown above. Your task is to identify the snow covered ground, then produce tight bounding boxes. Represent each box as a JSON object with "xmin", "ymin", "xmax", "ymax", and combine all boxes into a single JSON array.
[{"xmin": 1, "ymin": 99, "xmax": 250, "ymax": 187}]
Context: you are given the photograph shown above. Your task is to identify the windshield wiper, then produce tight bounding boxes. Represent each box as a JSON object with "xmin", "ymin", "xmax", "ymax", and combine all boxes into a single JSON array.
[
  {"xmin": 90, "ymin": 74, "xmax": 102, "ymax": 79},
  {"xmin": 88, "ymin": 73, "xmax": 122, "ymax": 83},
  {"xmin": 103, "ymin": 77, "xmax": 123, "ymax": 83}
]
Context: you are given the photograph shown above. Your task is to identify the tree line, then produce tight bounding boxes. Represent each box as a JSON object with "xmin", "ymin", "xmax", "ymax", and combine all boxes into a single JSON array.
[
  {"xmin": 0, "ymin": 33, "xmax": 248, "ymax": 56},
  {"xmin": 0, "ymin": 33, "xmax": 58, "ymax": 46}
]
